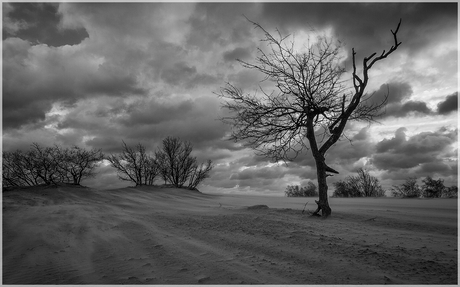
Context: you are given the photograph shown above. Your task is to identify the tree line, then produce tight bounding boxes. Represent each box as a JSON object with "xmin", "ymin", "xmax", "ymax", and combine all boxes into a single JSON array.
[
  {"xmin": 391, "ymin": 176, "xmax": 457, "ymax": 198},
  {"xmin": 2, "ymin": 136, "xmax": 213, "ymax": 190},
  {"xmin": 285, "ymin": 168, "xmax": 457, "ymax": 198},
  {"xmin": 285, "ymin": 182, "xmax": 318, "ymax": 197}
]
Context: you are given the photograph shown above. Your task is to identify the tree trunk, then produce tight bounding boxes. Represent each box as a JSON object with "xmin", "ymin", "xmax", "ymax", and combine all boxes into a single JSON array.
[
  {"xmin": 312, "ymin": 157, "xmax": 332, "ymax": 218},
  {"xmin": 305, "ymin": 116, "xmax": 332, "ymax": 217}
]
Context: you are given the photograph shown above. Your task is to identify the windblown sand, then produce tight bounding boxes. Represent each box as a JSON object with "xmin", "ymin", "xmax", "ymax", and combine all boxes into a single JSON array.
[{"xmin": 2, "ymin": 185, "xmax": 457, "ymax": 284}]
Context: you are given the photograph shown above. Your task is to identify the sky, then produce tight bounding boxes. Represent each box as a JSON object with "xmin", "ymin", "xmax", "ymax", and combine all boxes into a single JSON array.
[{"xmin": 2, "ymin": 2, "xmax": 458, "ymax": 196}]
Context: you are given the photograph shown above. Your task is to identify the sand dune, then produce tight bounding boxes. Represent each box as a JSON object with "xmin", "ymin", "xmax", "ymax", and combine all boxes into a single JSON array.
[{"xmin": 2, "ymin": 185, "xmax": 457, "ymax": 284}]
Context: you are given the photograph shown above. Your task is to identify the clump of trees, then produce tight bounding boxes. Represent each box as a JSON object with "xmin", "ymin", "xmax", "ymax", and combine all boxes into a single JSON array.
[
  {"xmin": 392, "ymin": 176, "xmax": 458, "ymax": 198},
  {"xmin": 3, "ymin": 137, "xmax": 213, "ymax": 191},
  {"xmin": 107, "ymin": 137, "xmax": 213, "ymax": 190},
  {"xmin": 332, "ymin": 168, "xmax": 385, "ymax": 197},
  {"xmin": 285, "ymin": 182, "xmax": 318, "ymax": 197},
  {"xmin": 2, "ymin": 143, "xmax": 103, "ymax": 188}
]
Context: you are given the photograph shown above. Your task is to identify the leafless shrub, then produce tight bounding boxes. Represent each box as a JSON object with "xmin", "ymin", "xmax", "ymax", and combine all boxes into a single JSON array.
[{"xmin": 106, "ymin": 142, "xmax": 159, "ymax": 186}]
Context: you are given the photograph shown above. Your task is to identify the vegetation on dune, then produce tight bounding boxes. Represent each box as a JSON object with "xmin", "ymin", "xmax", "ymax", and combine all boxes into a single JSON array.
[
  {"xmin": 2, "ymin": 143, "xmax": 103, "ymax": 188},
  {"xmin": 156, "ymin": 137, "xmax": 213, "ymax": 190},
  {"xmin": 107, "ymin": 136, "xmax": 213, "ymax": 190},
  {"xmin": 2, "ymin": 137, "xmax": 213, "ymax": 191},
  {"xmin": 106, "ymin": 141, "xmax": 160, "ymax": 186}
]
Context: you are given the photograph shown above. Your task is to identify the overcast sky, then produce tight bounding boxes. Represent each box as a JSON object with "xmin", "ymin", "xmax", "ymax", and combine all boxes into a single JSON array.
[{"xmin": 3, "ymin": 2, "xmax": 458, "ymax": 195}]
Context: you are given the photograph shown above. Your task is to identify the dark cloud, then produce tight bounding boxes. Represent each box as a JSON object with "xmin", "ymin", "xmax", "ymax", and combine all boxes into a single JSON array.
[
  {"xmin": 419, "ymin": 161, "xmax": 451, "ymax": 174},
  {"xmin": 161, "ymin": 62, "xmax": 198, "ymax": 86},
  {"xmin": 437, "ymin": 92, "xmax": 458, "ymax": 115},
  {"xmin": 85, "ymin": 62, "xmax": 147, "ymax": 96},
  {"xmin": 160, "ymin": 61, "xmax": 217, "ymax": 88},
  {"xmin": 384, "ymin": 100, "xmax": 433, "ymax": 118},
  {"xmin": 2, "ymin": 98, "xmax": 52, "ymax": 129},
  {"xmin": 230, "ymin": 165, "xmax": 286, "ymax": 181},
  {"xmin": 185, "ymin": 3, "xmax": 255, "ymax": 51},
  {"xmin": 116, "ymin": 97, "xmax": 196, "ymax": 126},
  {"xmin": 376, "ymin": 127, "xmax": 407, "ymax": 153},
  {"xmin": 258, "ymin": 3, "xmax": 457, "ymax": 58},
  {"xmin": 223, "ymin": 47, "xmax": 252, "ymax": 62},
  {"xmin": 3, "ymin": 3, "xmax": 88, "ymax": 46},
  {"xmin": 2, "ymin": 36, "xmax": 146, "ymax": 130},
  {"xmin": 371, "ymin": 127, "xmax": 457, "ymax": 172},
  {"xmin": 370, "ymin": 82, "xmax": 413, "ymax": 105},
  {"xmin": 328, "ymin": 127, "xmax": 372, "ymax": 161},
  {"xmin": 367, "ymin": 82, "xmax": 433, "ymax": 118}
]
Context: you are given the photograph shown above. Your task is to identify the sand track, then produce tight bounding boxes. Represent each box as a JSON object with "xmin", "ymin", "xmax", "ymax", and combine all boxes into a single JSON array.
[{"xmin": 2, "ymin": 185, "xmax": 457, "ymax": 284}]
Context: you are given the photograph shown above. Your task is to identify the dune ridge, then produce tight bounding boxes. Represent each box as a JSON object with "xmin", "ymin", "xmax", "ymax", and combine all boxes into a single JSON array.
[{"xmin": 2, "ymin": 185, "xmax": 457, "ymax": 284}]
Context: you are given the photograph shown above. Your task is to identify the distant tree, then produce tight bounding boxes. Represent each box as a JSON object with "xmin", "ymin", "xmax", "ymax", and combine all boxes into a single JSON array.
[
  {"xmin": 391, "ymin": 177, "xmax": 421, "ymax": 198},
  {"xmin": 219, "ymin": 19, "xmax": 402, "ymax": 217},
  {"xmin": 285, "ymin": 182, "xmax": 318, "ymax": 197},
  {"xmin": 349, "ymin": 168, "xmax": 385, "ymax": 197},
  {"xmin": 303, "ymin": 181, "xmax": 318, "ymax": 197},
  {"xmin": 106, "ymin": 142, "xmax": 159, "ymax": 186},
  {"xmin": 156, "ymin": 137, "xmax": 213, "ymax": 189},
  {"xmin": 285, "ymin": 185, "xmax": 303, "ymax": 197},
  {"xmin": 332, "ymin": 181, "xmax": 360, "ymax": 198},
  {"xmin": 332, "ymin": 168, "xmax": 385, "ymax": 197},
  {"xmin": 421, "ymin": 176, "xmax": 445, "ymax": 198}
]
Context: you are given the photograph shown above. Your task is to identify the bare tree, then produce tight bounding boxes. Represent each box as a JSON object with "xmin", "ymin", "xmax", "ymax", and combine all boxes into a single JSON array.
[
  {"xmin": 188, "ymin": 160, "xmax": 213, "ymax": 190},
  {"xmin": 156, "ymin": 137, "xmax": 213, "ymax": 189},
  {"xmin": 29, "ymin": 143, "xmax": 60, "ymax": 185},
  {"xmin": 219, "ymin": 19, "xmax": 401, "ymax": 217},
  {"xmin": 54, "ymin": 146, "xmax": 104, "ymax": 185},
  {"xmin": 107, "ymin": 142, "xmax": 159, "ymax": 186},
  {"xmin": 391, "ymin": 177, "xmax": 421, "ymax": 198},
  {"xmin": 2, "ymin": 150, "xmax": 41, "ymax": 187},
  {"xmin": 333, "ymin": 168, "xmax": 385, "ymax": 197},
  {"xmin": 156, "ymin": 137, "xmax": 194, "ymax": 187}
]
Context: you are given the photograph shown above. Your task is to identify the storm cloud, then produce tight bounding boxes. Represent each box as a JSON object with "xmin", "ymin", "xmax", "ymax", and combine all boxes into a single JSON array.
[
  {"xmin": 371, "ymin": 127, "xmax": 457, "ymax": 174},
  {"xmin": 437, "ymin": 92, "xmax": 458, "ymax": 115},
  {"xmin": 2, "ymin": 2, "xmax": 458, "ymax": 195}
]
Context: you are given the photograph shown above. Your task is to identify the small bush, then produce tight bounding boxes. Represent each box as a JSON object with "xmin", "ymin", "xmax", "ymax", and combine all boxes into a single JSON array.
[
  {"xmin": 332, "ymin": 168, "xmax": 385, "ymax": 197},
  {"xmin": 422, "ymin": 176, "xmax": 445, "ymax": 198},
  {"xmin": 443, "ymin": 186, "xmax": 458, "ymax": 198},
  {"xmin": 391, "ymin": 177, "xmax": 421, "ymax": 198}
]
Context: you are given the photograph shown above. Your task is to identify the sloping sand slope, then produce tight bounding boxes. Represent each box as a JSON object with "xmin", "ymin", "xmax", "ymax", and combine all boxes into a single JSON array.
[{"xmin": 2, "ymin": 185, "xmax": 457, "ymax": 284}]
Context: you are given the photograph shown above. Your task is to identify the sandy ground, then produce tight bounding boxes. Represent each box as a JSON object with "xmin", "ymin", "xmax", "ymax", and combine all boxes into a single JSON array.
[{"xmin": 2, "ymin": 185, "xmax": 458, "ymax": 284}]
